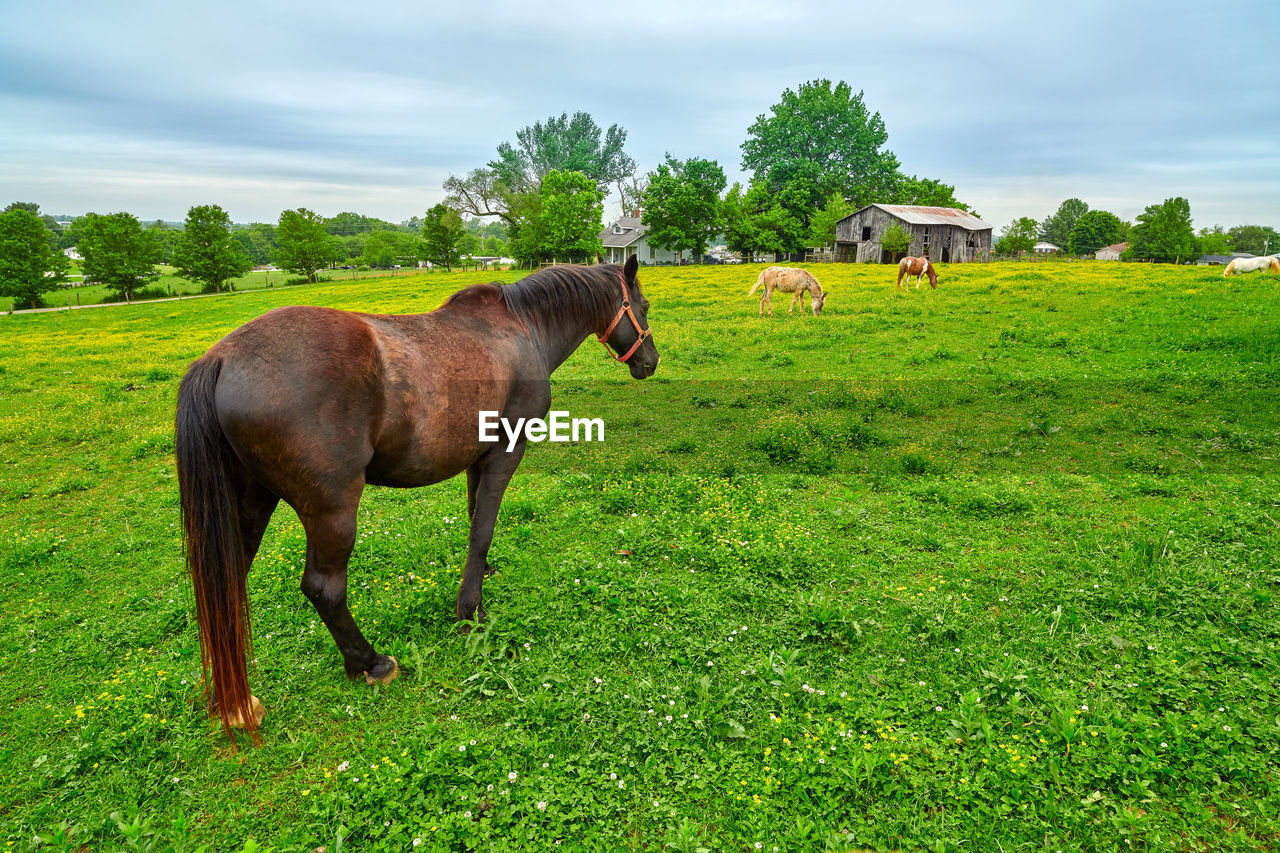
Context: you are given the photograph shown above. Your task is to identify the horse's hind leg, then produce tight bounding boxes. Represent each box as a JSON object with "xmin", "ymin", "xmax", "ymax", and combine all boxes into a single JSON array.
[{"xmin": 298, "ymin": 489, "xmax": 398, "ymax": 685}]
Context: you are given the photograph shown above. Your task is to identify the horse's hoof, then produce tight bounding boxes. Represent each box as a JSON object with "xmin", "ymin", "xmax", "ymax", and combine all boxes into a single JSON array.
[
  {"xmin": 365, "ymin": 656, "xmax": 399, "ymax": 686},
  {"xmin": 224, "ymin": 694, "xmax": 265, "ymax": 730}
]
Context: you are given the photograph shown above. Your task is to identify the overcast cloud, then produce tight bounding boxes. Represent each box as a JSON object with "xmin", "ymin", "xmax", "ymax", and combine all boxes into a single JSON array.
[{"xmin": 2, "ymin": 0, "xmax": 1276, "ymax": 231}]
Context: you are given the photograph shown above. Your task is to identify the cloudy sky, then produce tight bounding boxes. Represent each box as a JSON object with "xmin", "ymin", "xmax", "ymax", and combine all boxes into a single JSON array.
[{"xmin": 2, "ymin": 0, "xmax": 1276, "ymax": 232}]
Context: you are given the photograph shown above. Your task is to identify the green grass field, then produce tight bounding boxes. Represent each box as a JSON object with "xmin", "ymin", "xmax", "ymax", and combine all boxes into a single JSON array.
[{"xmin": 2, "ymin": 261, "xmax": 1278, "ymax": 851}]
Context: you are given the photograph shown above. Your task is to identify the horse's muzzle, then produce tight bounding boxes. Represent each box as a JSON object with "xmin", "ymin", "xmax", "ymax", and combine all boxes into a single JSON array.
[{"xmin": 628, "ymin": 347, "xmax": 659, "ymax": 379}]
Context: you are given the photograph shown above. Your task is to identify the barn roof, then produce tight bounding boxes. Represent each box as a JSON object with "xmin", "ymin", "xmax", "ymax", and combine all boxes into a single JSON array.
[{"xmin": 845, "ymin": 204, "xmax": 993, "ymax": 231}]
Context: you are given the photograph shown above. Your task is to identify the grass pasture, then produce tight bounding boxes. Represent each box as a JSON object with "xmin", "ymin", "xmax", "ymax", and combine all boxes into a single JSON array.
[{"xmin": 1, "ymin": 261, "xmax": 1279, "ymax": 851}]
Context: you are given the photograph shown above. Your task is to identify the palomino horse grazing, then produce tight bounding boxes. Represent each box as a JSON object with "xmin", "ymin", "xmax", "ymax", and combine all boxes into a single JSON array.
[
  {"xmin": 1223, "ymin": 256, "xmax": 1280, "ymax": 277},
  {"xmin": 896, "ymin": 256, "xmax": 939, "ymax": 290},
  {"xmin": 176, "ymin": 257, "xmax": 658, "ymax": 738},
  {"xmin": 747, "ymin": 266, "xmax": 828, "ymax": 316}
]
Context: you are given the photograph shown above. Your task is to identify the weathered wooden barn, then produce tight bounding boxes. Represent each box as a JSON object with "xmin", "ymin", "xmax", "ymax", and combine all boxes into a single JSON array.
[{"xmin": 835, "ymin": 204, "xmax": 993, "ymax": 263}]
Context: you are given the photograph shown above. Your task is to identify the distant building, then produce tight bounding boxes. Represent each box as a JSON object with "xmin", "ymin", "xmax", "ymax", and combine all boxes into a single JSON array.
[
  {"xmin": 1033, "ymin": 241, "xmax": 1060, "ymax": 254},
  {"xmin": 1196, "ymin": 252, "xmax": 1255, "ymax": 266},
  {"xmin": 834, "ymin": 204, "xmax": 993, "ymax": 263},
  {"xmin": 599, "ymin": 214, "xmax": 684, "ymax": 265},
  {"xmin": 1095, "ymin": 242, "xmax": 1128, "ymax": 261}
]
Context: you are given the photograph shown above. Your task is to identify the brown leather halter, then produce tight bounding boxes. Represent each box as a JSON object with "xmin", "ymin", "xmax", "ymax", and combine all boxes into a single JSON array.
[{"xmin": 598, "ymin": 272, "xmax": 652, "ymax": 362}]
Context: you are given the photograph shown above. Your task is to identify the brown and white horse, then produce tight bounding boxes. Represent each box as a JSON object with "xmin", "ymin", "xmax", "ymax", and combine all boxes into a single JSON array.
[
  {"xmin": 896, "ymin": 256, "xmax": 939, "ymax": 290},
  {"xmin": 747, "ymin": 266, "xmax": 827, "ymax": 316},
  {"xmin": 1222, "ymin": 256, "xmax": 1280, "ymax": 277}
]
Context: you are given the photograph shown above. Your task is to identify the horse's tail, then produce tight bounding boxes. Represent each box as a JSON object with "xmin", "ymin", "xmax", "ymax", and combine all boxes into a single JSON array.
[
  {"xmin": 175, "ymin": 356, "xmax": 257, "ymax": 740},
  {"xmin": 747, "ymin": 272, "xmax": 765, "ymax": 297}
]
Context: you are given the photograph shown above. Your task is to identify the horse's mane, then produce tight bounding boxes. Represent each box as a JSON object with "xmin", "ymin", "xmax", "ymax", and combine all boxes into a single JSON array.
[{"xmin": 499, "ymin": 264, "xmax": 621, "ymax": 330}]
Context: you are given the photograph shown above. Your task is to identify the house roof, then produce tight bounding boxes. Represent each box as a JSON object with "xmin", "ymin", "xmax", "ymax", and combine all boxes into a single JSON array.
[
  {"xmin": 844, "ymin": 204, "xmax": 993, "ymax": 231},
  {"xmin": 1098, "ymin": 242, "xmax": 1128, "ymax": 253},
  {"xmin": 1197, "ymin": 252, "xmax": 1256, "ymax": 264},
  {"xmin": 1033, "ymin": 242, "xmax": 1060, "ymax": 251},
  {"xmin": 600, "ymin": 216, "xmax": 647, "ymax": 248}
]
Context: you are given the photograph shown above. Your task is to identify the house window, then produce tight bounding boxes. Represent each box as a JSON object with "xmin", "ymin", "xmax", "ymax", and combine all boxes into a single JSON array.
[
  {"xmin": 861, "ymin": 226, "xmax": 871, "ymax": 241},
  {"xmin": 649, "ymin": 246, "xmax": 655, "ymax": 259}
]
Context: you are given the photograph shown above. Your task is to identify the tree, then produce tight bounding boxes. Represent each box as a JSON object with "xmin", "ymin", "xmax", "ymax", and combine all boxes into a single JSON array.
[
  {"xmin": 1195, "ymin": 225, "xmax": 1233, "ymax": 257},
  {"xmin": 446, "ymin": 112, "xmax": 636, "ymax": 230},
  {"xmin": 0, "ymin": 208, "xmax": 69, "ymax": 308},
  {"xmin": 806, "ymin": 194, "xmax": 858, "ymax": 248},
  {"xmin": 890, "ymin": 175, "xmax": 972, "ymax": 212},
  {"xmin": 7, "ymin": 203, "xmax": 64, "ymax": 252},
  {"xmin": 78, "ymin": 212, "xmax": 160, "ymax": 301},
  {"xmin": 995, "ymin": 217, "xmax": 1039, "ymax": 255},
  {"xmin": 640, "ymin": 155, "xmax": 727, "ymax": 260},
  {"xmin": 173, "ymin": 204, "xmax": 253, "ymax": 293},
  {"xmin": 1039, "ymin": 199, "xmax": 1089, "ymax": 250},
  {"xmin": 881, "ymin": 223, "xmax": 912, "ymax": 261},
  {"xmin": 421, "ymin": 204, "xmax": 465, "ymax": 271},
  {"xmin": 519, "ymin": 169, "xmax": 605, "ymax": 264},
  {"xmin": 742, "ymin": 80, "xmax": 901, "ymax": 222},
  {"xmin": 1126, "ymin": 197, "xmax": 1196, "ymax": 263},
  {"xmin": 230, "ymin": 223, "xmax": 277, "ymax": 266},
  {"xmin": 1067, "ymin": 210, "xmax": 1127, "ymax": 256},
  {"xmin": 492, "ymin": 112, "xmax": 635, "ymax": 198},
  {"xmin": 1227, "ymin": 224, "xmax": 1280, "ymax": 256},
  {"xmin": 720, "ymin": 180, "xmax": 804, "ymax": 262},
  {"xmin": 274, "ymin": 208, "xmax": 339, "ymax": 283}
]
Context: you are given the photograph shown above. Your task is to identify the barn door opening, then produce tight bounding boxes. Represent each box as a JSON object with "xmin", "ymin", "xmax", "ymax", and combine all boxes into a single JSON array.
[{"xmin": 942, "ymin": 247, "xmax": 951, "ymax": 263}]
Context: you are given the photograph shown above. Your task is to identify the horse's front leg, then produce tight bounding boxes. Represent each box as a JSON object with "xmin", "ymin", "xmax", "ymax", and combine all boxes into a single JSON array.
[
  {"xmin": 456, "ymin": 446, "xmax": 525, "ymax": 625},
  {"xmin": 789, "ymin": 290, "xmax": 800, "ymax": 315}
]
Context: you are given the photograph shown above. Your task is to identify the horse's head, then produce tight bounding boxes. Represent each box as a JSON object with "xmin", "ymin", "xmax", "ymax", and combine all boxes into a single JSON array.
[
  {"xmin": 927, "ymin": 262, "xmax": 939, "ymax": 289},
  {"xmin": 603, "ymin": 255, "xmax": 659, "ymax": 379},
  {"xmin": 812, "ymin": 290, "xmax": 828, "ymax": 315}
]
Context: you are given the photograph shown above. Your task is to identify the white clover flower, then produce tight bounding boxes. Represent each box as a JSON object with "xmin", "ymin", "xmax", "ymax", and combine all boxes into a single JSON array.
[{"xmin": 537, "ymin": 801, "xmax": 547, "ymax": 810}]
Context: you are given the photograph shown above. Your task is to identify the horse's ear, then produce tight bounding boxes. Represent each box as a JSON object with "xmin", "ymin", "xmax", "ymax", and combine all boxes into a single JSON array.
[{"xmin": 624, "ymin": 254, "xmax": 638, "ymax": 280}]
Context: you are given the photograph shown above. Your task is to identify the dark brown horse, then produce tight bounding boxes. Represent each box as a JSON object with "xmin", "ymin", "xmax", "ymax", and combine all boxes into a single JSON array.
[{"xmin": 176, "ymin": 257, "xmax": 657, "ymax": 738}]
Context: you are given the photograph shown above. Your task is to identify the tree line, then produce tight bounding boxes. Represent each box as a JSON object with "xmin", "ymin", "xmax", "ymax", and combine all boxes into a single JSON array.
[
  {"xmin": 993, "ymin": 197, "xmax": 1277, "ymax": 263},
  {"xmin": 6, "ymin": 77, "xmax": 1278, "ymax": 307},
  {"xmin": 443, "ymin": 80, "xmax": 973, "ymax": 266},
  {"xmin": 0, "ymin": 202, "xmax": 510, "ymax": 308}
]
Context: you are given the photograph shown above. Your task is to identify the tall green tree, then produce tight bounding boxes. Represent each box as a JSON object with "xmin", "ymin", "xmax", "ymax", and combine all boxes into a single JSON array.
[
  {"xmin": 421, "ymin": 204, "xmax": 465, "ymax": 271},
  {"xmin": 491, "ymin": 112, "xmax": 635, "ymax": 197},
  {"xmin": 641, "ymin": 155, "xmax": 727, "ymax": 261},
  {"xmin": 4, "ymin": 202, "xmax": 61, "ymax": 251},
  {"xmin": 528, "ymin": 169, "xmax": 605, "ymax": 264},
  {"xmin": 881, "ymin": 222, "xmax": 912, "ymax": 261},
  {"xmin": 360, "ymin": 229, "xmax": 420, "ymax": 268},
  {"xmin": 1226, "ymin": 224, "xmax": 1279, "ymax": 256},
  {"xmin": 1067, "ymin": 210, "xmax": 1127, "ymax": 256},
  {"xmin": 274, "ymin": 208, "xmax": 339, "ymax": 283},
  {"xmin": 1126, "ymin": 197, "xmax": 1196, "ymax": 263},
  {"xmin": 890, "ymin": 176, "xmax": 972, "ymax": 212},
  {"xmin": 174, "ymin": 204, "xmax": 253, "ymax": 293},
  {"xmin": 1195, "ymin": 225, "xmax": 1233, "ymax": 257},
  {"xmin": 994, "ymin": 217, "xmax": 1040, "ymax": 255},
  {"xmin": 1039, "ymin": 199, "xmax": 1089, "ymax": 249},
  {"xmin": 741, "ymin": 80, "xmax": 901, "ymax": 228},
  {"xmin": 806, "ymin": 194, "xmax": 858, "ymax": 247},
  {"xmin": 720, "ymin": 180, "xmax": 806, "ymax": 261},
  {"xmin": 0, "ymin": 208, "xmax": 70, "ymax": 308},
  {"xmin": 78, "ymin": 212, "xmax": 160, "ymax": 301},
  {"xmin": 445, "ymin": 112, "xmax": 635, "ymax": 230},
  {"xmin": 230, "ymin": 223, "xmax": 277, "ymax": 266}
]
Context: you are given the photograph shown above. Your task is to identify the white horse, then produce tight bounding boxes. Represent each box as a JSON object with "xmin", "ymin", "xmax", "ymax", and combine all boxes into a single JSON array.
[{"xmin": 1223, "ymin": 256, "xmax": 1280, "ymax": 277}]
